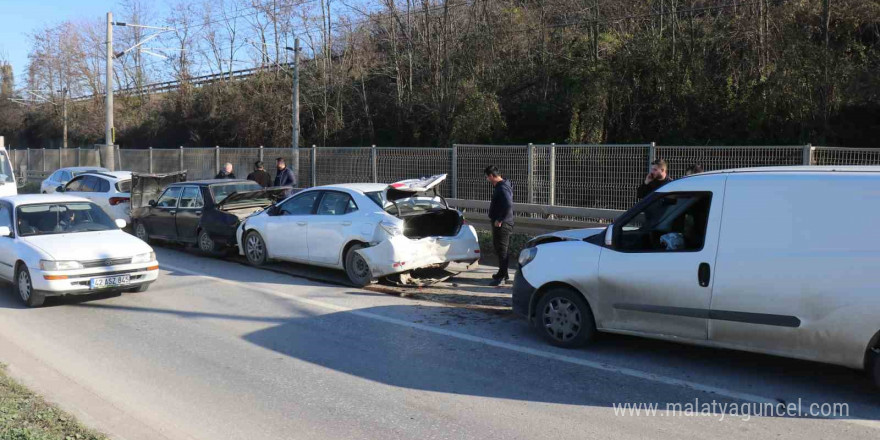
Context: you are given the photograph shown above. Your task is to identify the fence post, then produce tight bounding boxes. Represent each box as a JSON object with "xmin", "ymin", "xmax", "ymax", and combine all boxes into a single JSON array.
[
  {"xmin": 803, "ymin": 143, "xmax": 813, "ymax": 166},
  {"xmin": 310, "ymin": 145, "xmax": 317, "ymax": 187},
  {"xmin": 149, "ymin": 147, "xmax": 154, "ymax": 173},
  {"xmin": 648, "ymin": 141, "xmax": 657, "ymax": 172},
  {"xmin": 215, "ymin": 145, "xmax": 220, "ymax": 175},
  {"xmin": 115, "ymin": 145, "xmax": 122, "ymax": 171},
  {"xmin": 42, "ymin": 148, "xmax": 46, "ymax": 172},
  {"xmin": 527, "ymin": 143, "xmax": 535, "ymax": 204},
  {"xmin": 179, "ymin": 146, "xmax": 184, "ymax": 172},
  {"xmin": 259, "ymin": 145, "xmax": 264, "ymax": 163},
  {"xmin": 26, "ymin": 149, "xmax": 30, "ymax": 173},
  {"xmin": 451, "ymin": 144, "xmax": 458, "ymax": 199},
  {"xmin": 59, "ymin": 147, "xmax": 62, "ymax": 170},
  {"xmin": 371, "ymin": 144, "xmax": 378, "ymax": 183},
  {"xmin": 549, "ymin": 143, "xmax": 556, "ymax": 206},
  {"xmin": 76, "ymin": 147, "xmax": 81, "ymax": 166}
]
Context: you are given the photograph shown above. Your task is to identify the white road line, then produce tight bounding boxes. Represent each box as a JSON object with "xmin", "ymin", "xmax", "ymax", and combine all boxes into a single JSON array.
[{"xmin": 160, "ymin": 263, "xmax": 879, "ymax": 427}]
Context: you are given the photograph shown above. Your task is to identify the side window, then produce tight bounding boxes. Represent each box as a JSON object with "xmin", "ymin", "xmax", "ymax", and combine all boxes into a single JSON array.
[
  {"xmin": 346, "ymin": 198, "xmax": 358, "ymax": 214},
  {"xmin": 616, "ymin": 193, "xmax": 712, "ymax": 252},
  {"xmin": 156, "ymin": 187, "xmax": 182, "ymax": 208},
  {"xmin": 279, "ymin": 191, "xmax": 319, "ymax": 215},
  {"xmin": 316, "ymin": 192, "xmax": 355, "ymax": 216},
  {"xmin": 179, "ymin": 187, "xmax": 203, "ymax": 209},
  {"xmin": 66, "ymin": 176, "xmax": 84, "ymax": 191},
  {"xmin": 49, "ymin": 170, "xmax": 62, "ymax": 181},
  {"xmin": 61, "ymin": 171, "xmax": 72, "ymax": 182},
  {"xmin": 80, "ymin": 176, "xmax": 99, "ymax": 192},
  {"xmin": 98, "ymin": 178, "xmax": 110, "ymax": 193},
  {"xmin": 0, "ymin": 205, "xmax": 11, "ymax": 230}
]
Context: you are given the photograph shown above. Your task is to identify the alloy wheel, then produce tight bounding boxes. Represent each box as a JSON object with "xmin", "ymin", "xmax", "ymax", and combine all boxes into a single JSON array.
[{"xmin": 246, "ymin": 233, "xmax": 265, "ymax": 263}]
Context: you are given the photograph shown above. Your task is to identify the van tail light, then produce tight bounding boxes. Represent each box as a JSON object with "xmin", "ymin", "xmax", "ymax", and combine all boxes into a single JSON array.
[{"xmin": 109, "ymin": 197, "xmax": 130, "ymax": 206}]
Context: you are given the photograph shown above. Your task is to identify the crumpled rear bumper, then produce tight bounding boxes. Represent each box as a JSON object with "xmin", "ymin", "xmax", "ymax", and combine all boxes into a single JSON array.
[{"xmin": 356, "ymin": 225, "xmax": 480, "ymax": 278}]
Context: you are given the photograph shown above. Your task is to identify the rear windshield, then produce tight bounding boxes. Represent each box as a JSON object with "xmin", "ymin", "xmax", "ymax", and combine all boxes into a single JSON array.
[
  {"xmin": 210, "ymin": 182, "xmax": 262, "ymax": 203},
  {"xmin": 365, "ymin": 191, "xmax": 386, "ymax": 208},
  {"xmin": 116, "ymin": 179, "xmax": 131, "ymax": 193},
  {"xmin": 17, "ymin": 202, "xmax": 116, "ymax": 236}
]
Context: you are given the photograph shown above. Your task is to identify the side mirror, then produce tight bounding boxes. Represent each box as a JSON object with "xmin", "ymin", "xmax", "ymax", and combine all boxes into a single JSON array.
[
  {"xmin": 115, "ymin": 219, "xmax": 127, "ymax": 229},
  {"xmin": 0, "ymin": 226, "xmax": 11, "ymax": 237},
  {"xmin": 56, "ymin": 185, "xmax": 64, "ymax": 192},
  {"xmin": 148, "ymin": 200, "xmax": 157, "ymax": 207},
  {"xmin": 604, "ymin": 225, "xmax": 614, "ymax": 247}
]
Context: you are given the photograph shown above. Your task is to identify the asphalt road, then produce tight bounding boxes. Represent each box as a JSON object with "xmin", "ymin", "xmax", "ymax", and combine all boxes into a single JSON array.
[{"xmin": 0, "ymin": 247, "xmax": 879, "ymax": 440}]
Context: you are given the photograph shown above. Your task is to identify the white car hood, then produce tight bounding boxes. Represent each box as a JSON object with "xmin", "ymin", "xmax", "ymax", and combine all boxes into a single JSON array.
[
  {"xmin": 22, "ymin": 230, "xmax": 152, "ymax": 261},
  {"xmin": 538, "ymin": 227, "xmax": 606, "ymax": 241}
]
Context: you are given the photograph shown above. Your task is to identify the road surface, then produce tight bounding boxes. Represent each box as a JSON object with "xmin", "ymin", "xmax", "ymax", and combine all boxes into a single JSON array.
[{"xmin": 0, "ymin": 247, "xmax": 878, "ymax": 439}]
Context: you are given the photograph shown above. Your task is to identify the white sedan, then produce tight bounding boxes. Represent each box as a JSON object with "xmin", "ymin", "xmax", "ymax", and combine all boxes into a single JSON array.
[
  {"xmin": 61, "ymin": 171, "xmax": 133, "ymax": 223},
  {"xmin": 40, "ymin": 166, "xmax": 109, "ymax": 194},
  {"xmin": 0, "ymin": 194, "xmax": 158, "ymax": 307},
  {"xmin": 236, "ymin": 175, "xmax": 480, "ymax": 286}
]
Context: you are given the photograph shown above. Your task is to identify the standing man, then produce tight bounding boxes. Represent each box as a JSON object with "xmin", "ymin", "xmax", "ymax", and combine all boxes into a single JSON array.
[
  {"xmin": 637, "ymin": 159, "xmax": 673, "ymax": 199},
  {"xmin": 216, "ymin": 163, "xmax": 236, "ymax": 179},
  {"xmin": 485, "ymin": 165, "xmax": 514, "ymax": 286},
  {"xmin": 685, "ymin": 164, "xmax": 704, "ymax": 176},
  {"xmin": 246, "ymin": 161, "xmax": 271, "ymax": 187},
  {"xmin": 273, "ymin": 157, "xmax": 296, "ymax": 187}
]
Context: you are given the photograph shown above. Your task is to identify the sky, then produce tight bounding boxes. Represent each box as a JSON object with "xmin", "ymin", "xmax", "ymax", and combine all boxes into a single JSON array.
[{"xmin": 0, "ymin": 0, "xmax": 138, "ymax": 86}]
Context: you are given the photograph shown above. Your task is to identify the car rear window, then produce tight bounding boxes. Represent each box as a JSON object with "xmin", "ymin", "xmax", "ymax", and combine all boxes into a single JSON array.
[{"xmin": 116, "ymin": 179, "xmax": 131, "ymax": 193}]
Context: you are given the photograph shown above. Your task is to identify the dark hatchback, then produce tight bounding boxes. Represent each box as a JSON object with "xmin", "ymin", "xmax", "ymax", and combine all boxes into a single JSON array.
[{"xmin": 130, "ymin": 173, "xmax": 289, "ymax": 254}]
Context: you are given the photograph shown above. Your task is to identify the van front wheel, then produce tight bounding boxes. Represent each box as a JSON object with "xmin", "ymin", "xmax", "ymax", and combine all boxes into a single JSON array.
[{"xmin": 535, "ymin": 287, "xmax": 596, "ymax": 348}]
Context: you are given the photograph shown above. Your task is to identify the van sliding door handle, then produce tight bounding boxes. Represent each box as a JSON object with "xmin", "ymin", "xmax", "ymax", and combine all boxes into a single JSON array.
[
  {"xmin": 341, "ymin": 221, "xmax": 352, "ymax": 226},
  {"xmin": 698, "ymin": 263, "xmax": 711, "ymax": 287},
  {"xmin": 296, "ymin": 221, "xmax": 307, "ymax": 226}
]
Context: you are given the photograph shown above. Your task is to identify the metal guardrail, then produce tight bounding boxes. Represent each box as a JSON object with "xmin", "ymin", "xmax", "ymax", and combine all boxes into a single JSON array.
[{"xmin": 447, "ymin": 198, "xmax": 623, "ymax": 231}]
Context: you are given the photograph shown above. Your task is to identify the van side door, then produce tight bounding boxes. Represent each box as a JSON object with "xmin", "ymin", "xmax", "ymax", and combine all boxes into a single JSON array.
[{"xmin": 596, "ymin": 176, "xmax": 726, "ymax": 340}]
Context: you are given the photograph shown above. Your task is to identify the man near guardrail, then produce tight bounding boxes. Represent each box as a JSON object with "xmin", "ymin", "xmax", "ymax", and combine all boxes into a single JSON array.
[
  {"xmin": 273, "ymin": 157, "xmax": 296, "ymax": 187},
  {"xmin": 216, "ymin": 162, "xmax": 236, "ymax": 179},
  {"xmin": 637, "ymin": 159, "xmax": 673, "ymax": 199},
  {"xmin": 247, "ymin": 161, "xmax": 271, "ymax": 187},
  {"xmin": 485, "ymin": 165, "xmax": 514, "ymax": 287}
]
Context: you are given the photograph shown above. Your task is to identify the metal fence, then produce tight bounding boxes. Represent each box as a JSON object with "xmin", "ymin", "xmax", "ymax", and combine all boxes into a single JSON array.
[{"xmin": 9, "ymin": 144, "xmax": 880, "ymax": 212}]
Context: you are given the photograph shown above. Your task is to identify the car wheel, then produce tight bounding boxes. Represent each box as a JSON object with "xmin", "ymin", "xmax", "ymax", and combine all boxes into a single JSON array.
[
  {"xmin": 345, "ymin": 244, "xmax": 372, "ymax": 287},
  {"xmin": 244, "ymin": 231, "xmax": 268, "ymax": 266},
  {"xmin": 198, "ymin": 229, "xmax": 218, "ymax": 255},
  {"xmin": 535, "ymin": 287, "xmax": 595, "ymax": 348},
  {"xmin": 14, "ymin": 265, "xmax": 44, "ymax": 308},
  {"xmin": 134, "ymin": 221, "xmax": 151, "ymax": 243},
  {"xmin": 128, "ymin": 283, "xmax": 151, "ymax": 293}
]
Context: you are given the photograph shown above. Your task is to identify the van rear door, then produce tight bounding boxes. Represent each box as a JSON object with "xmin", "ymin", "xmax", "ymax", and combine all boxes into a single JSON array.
[{"xmin": 596, "ymin": 175, "xmax": 726, "ymax": 340}]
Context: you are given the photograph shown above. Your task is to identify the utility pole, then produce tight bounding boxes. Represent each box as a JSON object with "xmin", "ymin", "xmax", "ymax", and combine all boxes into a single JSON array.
[
  {"xmin": 103, "ymin": 11, "xmax": 116, "ymax": 170},
  {"xmin": 62, "ymin": 88, "xmax": 68, "ymax": 149},
  {"xmin": 285, "ymin": 39, "xmax": 301, "ymax": 182}
]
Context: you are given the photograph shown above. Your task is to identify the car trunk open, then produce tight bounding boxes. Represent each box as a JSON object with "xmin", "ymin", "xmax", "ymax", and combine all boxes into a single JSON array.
[
  {"xmin": 216, "ymin": 187, "xmax": 290, "ymax": 219},
  {"xmin": 130, "ymin": 171, "xmax": 187, "ymax": 209},
  {"xmin": 385, "ymin": 174, "xmax": 462, "ymax": 239}
]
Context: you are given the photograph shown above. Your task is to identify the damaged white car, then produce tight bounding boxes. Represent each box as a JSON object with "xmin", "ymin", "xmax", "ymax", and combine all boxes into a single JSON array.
[{"xmin": 236, "ymin": 174, "xmax": 480, "ymax": 286}]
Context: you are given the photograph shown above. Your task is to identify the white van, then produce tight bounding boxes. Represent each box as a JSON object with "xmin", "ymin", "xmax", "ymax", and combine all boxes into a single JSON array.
[
  {"xmin": 513, "ymin": 166, "xmax": 880, "ymax": 387},
  {"xmin": 0, "ymin": 145, "xmax": 18, "ymax": 196}
]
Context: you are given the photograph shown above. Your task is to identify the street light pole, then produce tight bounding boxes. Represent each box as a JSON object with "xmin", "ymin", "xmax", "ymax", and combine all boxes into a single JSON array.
[
  {"xmin": 104, "ymin": 11, "xmax": 116, "ymax": 170},
  {"xmin": 62, "ymin": 88, "xmax": 68, "ymax": 149},
  {"xmin": 285, "ymin": 39, "xmax": 300, "ymax": 182}
]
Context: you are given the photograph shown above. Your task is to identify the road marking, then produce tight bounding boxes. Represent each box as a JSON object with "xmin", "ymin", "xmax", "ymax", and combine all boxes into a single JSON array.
[{"xmin": 160, "ymin": 263, "xmax": 879, "ymax": 427}]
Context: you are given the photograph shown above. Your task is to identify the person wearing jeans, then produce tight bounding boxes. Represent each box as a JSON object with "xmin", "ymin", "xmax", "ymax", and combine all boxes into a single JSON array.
[{"xmin": 485, "ymin": 165, "xmax": 514, "ymax": 286}]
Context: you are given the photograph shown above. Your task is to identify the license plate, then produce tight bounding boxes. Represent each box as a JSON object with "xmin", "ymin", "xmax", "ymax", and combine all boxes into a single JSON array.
[{"xmin": 90, "ymin": 275, "xmax": 131, "ymax": 289}]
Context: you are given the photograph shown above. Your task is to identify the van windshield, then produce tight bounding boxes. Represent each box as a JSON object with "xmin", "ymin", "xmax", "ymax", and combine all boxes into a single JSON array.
[{"xmin": 0, "ymin": 151, "xmax": 14, "ymax": 184}]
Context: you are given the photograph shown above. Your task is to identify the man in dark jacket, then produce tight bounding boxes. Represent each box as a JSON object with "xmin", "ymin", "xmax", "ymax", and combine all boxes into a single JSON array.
[
  {"xmin": 273, "ymin": 157, "xmax": 296, "ymax": 187},
  {"xmin": 246, "ymin": 161, "xmax": 271, "ymax": 188},
  {"xmin": 216, "ymin": 163, "xmax": 236, "ymax": 179},
  {"xmin": 637, "ymin": 159, "xmax": 673, "ymax": 199},
  {"xmin": 485, "ymin": 165, "xmax": 514, "ymax": 286}
]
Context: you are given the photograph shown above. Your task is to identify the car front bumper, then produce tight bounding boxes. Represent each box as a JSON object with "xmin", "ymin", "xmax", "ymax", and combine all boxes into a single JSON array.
[
  {"xmin": 357, "ymin": 225, "xmax": 481, "ymax": 278},
  {"xmin": 512, "ymin": 270, "xmax": 536, "ymax": 319},
  {"xmin": 32, "ymin": 262, "xmax": 159, "ymax": 295}
]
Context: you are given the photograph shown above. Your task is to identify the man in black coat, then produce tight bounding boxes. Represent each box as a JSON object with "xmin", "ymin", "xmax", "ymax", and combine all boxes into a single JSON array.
[
  {"xmin": 246, "ymin": 161, "xmax": 271, "ymax": 188},
  {"xmin": 216, "ymin": 163, "xmax": 236, "ymax": 179},
  {"xmin": 273, "ymin": 157, "xmax": 296, "ymax": 187},
  {"xmin": 485, "ymin": 165, "xmax": 514, "ymax": 286},
  {"xmin": 637, "ymin": 159, "xmax": 673, "ymax": 199}
]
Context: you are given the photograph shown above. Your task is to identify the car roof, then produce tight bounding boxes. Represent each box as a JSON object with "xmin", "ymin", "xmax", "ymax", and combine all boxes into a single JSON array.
[
  {"xmin": 695, "ymin": 165, "xmax": 880, "ymax": 177},
  {"xmin": 169, "ymin": 179, "xmax": 258, "ymax": 186},
  {"xmin": 0, "ymin": 194, "xmax": 92, "ymax": 207},
  {"xmin": 315, "ymin": 183, "xmax": 388, "ymax": 193},
  {"xmin": 80, "ymin": 171, "xmax": 132, "ymax": 180}
]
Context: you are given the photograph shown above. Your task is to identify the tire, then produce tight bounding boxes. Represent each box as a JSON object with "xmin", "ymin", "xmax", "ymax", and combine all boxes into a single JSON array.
[
  {"xmin": 128, "ymin": 283, "xmax": 151, "ymax": 293},
  {"xmin": 344, "ymin": 244, "xmax": 372, "ymax": 288},
  {"xmin": 198, "ymin": 229, "xmax": 218, "ymax": 255},
  {"xmin": 134, "ymin": 221, "xmax": 151, "ymax": 244},
  {"xmin": 534, "ymin": 287, "xmax": 596, "ymax": 348},
  {"xmin": 244, "ymin": 230, "xmax": 268, "ymax": 266},
  {"xmin": 14, "ymin": 265, "xmax": 45, "ymax": 308}
]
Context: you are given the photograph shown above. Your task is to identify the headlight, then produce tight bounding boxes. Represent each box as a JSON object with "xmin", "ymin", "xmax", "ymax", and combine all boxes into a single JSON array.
[
  {"xmin": 379, "ymin": 221, "xmax": 403, "ymax": 236},
  {"xmin": 40, "ymin": 260, "xmax": 83, "ymax": 271},
  {"xmin": 131, "ymin": 252, "xmax": 155, "ymax": 264},
  {"xmin": 518, "ymin": 247, "xmax": 538, "ymax": 267}
]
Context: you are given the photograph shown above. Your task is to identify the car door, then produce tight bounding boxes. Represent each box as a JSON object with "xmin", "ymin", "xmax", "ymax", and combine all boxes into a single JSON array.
[
  {"xmin": 146, "ymin": 187, "xmax": 183, "ymax": 240},
  {"xmin": 64, "ymin": 175, "xmax": 99, "ymax": 202},
  {"xmin": 90, "ymin": 177, "xmax": 113, "ymax": 214},
  {"xmin": 596, "ymin": 179, "xmax": 725, "ymax": 340},
  {"xmin": 265, "ymin": 190, "xmax": 319, "ymax": 262},
  {"xmin": 0, "ymin": 203, "xmax": 15, "ymax": 280},
  {"xmin": 175, "ymin": 186, "xmax": 204, "ymax": 242},
  {"xmin": 308, "ymin": 191, "xmax": 359, "ymax": 265}
]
